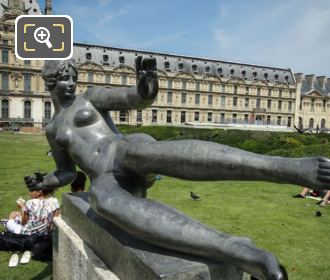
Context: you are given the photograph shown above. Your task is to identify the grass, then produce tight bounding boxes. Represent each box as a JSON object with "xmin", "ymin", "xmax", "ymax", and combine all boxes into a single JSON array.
[{"xmin": 0, "ymin": 131, "xmax": 329, "ymax": 280}]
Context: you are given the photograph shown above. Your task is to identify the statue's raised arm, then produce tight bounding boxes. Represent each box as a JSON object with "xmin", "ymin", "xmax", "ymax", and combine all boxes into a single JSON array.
[{"xmin": 86, "ymin": 56, "xmax": 158, "ymax": 111}]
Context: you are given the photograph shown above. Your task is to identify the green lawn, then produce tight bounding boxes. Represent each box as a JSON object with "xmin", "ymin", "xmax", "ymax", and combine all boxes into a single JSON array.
[{"xmin": 0, "ymin": 131, "xmax": 329, "ymax": 280}]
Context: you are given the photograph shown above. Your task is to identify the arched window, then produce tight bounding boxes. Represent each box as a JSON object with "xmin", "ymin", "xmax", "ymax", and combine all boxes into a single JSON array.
[
  {"xmin": 24, "ymin": 100, "xmax": 31, "ymax": 119},
  {"xmin": 44, "ymin": 101, "xmax": 51, "ymax": 119},
  {"xmin": 321, "ymin": 119, "xmax": 326, "ymax": 129},
  {"xmin": 1, "ymin": 99, "xmax": 9, "ymax": 118},
  {"xmin": 298, "ymin": 117, "xmax": 303, "ymax": 129},
  {"xmin": 309, "ymin": 118, "xmax": 314, "ymax": 128}
]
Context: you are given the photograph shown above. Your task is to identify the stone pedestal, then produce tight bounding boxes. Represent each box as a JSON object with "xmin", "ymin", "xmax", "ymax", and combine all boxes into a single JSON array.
[{"xmin": 53, "ymin": 193, "xmax": 244, "ymax": 280}]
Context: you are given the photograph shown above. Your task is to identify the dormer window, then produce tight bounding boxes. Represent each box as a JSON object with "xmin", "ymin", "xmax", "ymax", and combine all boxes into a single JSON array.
[
  {"xmin": 192, "ymin": 64, "xmax": 198, "ymax": 72},
  {"xmin": 178, "ymin": 63, "xmax": 184, "ymax": 70},
  {"xmin": 264, "ymin": 73, "xmax": 268, "ymax": 79},
  {"xmin": 86, "ymin": 52, "xmax": 92, "ymax": 60},
  {"xmin": 164, "ymin": 61, "xmax": 170, "ymax": 69},
  {"xmin": 285, "ymin": 75, "xmax": 289, "ymax": 81},
  {"xmin": 103, "ymin": 55, "xmax": 109, "ymax": 62},
  {"xmin": 205, "ymin": 66, "xmax": 210, "ymax": 73},
  {"xmin": 230, "ymin": 69, "xmax": 235, "ymax": 75},
  {"xmin": 274, "ymin": 74, "xmax": 279, "ymax": 80},
  {"xmin": 217, "ymin": 67, "xmax": 222, "ymax": 74},
  {"xmin": 253, "ymin": 71, "xmax": 257, "ymax": 77},
  {"xmin": 119, "ymin": 56, "xmax": 125, "ymax": 64},
  {"xmin": 241, "ymin": 70, "xmax": 246, "ymax": 76}
]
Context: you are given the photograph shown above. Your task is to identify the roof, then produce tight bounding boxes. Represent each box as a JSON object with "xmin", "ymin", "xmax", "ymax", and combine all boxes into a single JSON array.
[
  {"xmin": 0, "ymin": 0, "xmax": 41, "ymax": 17},
  {"xmin": 301, "ymin": 76, "xmax": 330, "ymax": 97},
  {"xmin": 73, "ymin": 42, "xmax": 295, "ymax": 85}
]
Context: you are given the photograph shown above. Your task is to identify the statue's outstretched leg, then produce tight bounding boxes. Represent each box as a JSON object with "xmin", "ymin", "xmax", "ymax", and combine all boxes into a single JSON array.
[
  {"xmin": 117, "ymin": 138, "xmax": 330, "ymax": 190},
  {"xmin": 90, "ymin": 173, "xmax": 286, "ymax": 280}
]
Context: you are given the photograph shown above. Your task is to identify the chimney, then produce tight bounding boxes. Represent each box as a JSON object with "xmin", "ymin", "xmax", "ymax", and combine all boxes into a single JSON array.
[
  {"xmin": 45, "ymin": 0, "xmax": 52, "ymax": 15},
  {"xmin": 305, "ymin": 74, "xmax": 315, "ymax": 89},
  {"xmin": 316, "ymin": 76, "xmax": 326, "ymax": 90},
  {"xmin": 294, "ymin": 73, "xmax": 304, "ymax": 84}
]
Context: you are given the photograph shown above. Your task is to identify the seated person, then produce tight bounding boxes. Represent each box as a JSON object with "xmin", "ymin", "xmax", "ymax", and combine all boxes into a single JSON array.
[
  {"xmin": 71, "ymin": 171, "xmax": 87, "ymax": 193},
  {"xmin": 317, "ymin": 190, "xmax": 330, "ymax": 206},
  {"xmin": 7, "ymin": 187, "xmax": 60, "ymax": 236}
]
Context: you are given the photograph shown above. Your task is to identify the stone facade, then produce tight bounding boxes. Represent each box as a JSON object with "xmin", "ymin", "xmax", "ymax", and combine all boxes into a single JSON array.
[{"xmin": 0, "ymin": 0, "xmax": 329, "ymax": 131}]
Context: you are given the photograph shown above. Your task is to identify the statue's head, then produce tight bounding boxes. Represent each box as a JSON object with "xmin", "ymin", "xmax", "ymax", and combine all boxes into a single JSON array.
[{"xmin": 42, "ymin": 59, "xmax": 78, "ymax": 94}]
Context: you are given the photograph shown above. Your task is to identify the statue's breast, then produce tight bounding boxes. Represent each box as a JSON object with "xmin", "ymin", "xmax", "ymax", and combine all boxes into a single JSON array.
[{"xmin": 73, "ymin": 109, "xmax": 98, "ymax": 127}]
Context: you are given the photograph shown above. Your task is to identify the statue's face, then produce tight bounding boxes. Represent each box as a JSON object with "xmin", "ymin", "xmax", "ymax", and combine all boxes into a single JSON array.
[{"xmin": 53, "ymin": 66, "xmax": 77, "ymax": 98}]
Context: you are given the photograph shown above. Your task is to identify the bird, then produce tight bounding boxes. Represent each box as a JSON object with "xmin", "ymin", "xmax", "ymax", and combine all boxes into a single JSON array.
[{"xmin": 190, "ymin": 191, "xmax": 200, "ymax": 200}]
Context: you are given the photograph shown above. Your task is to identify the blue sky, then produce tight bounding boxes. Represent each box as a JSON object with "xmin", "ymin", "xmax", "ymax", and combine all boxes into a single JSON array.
[{"xmin": 40, "ymin": 0, "xmax": 330, "ymax": 76}]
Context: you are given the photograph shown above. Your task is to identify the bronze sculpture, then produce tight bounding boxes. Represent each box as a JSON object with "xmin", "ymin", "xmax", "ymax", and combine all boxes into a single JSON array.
[{"xmin": 25, "ymin": 57, "xmax": 330, "ymax": 280}]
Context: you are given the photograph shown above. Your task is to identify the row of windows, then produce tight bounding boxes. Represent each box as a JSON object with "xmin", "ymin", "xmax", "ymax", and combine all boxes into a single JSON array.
[
  {"xmin": 1, "ymin": 48, "xmax": 31, "ymax": 65},
  {"xmin": 0, "ymin": 100, "xmax": 52, "ymax": 119},
  {"xmin": 298, "ymin": 117, "xmax": 326, "ymax": 129},
  {"xmin": 165, "ymin": 92, "xmax": 293, "ymax": 110},
  {"xmin": 119, "ymin": 109, "xmax": 292, "ymax": 127},
  {"xmin": 1, "ymin": 72, "xmax": 33, "ymax": 91}
]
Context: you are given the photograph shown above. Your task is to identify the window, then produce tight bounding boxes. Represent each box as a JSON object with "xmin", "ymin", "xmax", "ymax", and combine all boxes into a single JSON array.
[
  {"xmin": 220, "ymin": 113, "xmax": 225, "ymax": 123},
  {"xmin": 119, "ymin": 111, "xmax": 127, "ymax": 122},
  {"xmin": 208, "ymin": 94, "xmax": 213, "ymax": 105},
  {"xmin": 289, "ymin": 91, "xmax": 293, "ymax": 98},
  {"xmin": 268, "ymin": 89, "xmax": 272, "ymax": 96},
  {"xmin": 230, "ymin": 69, "xmax": 234, "ymax": 75},
  {"xmin": 182, "ymin": 81, "xmax": 186, "ymax": 90},
  {"xmin": 208, "ymin": 83, "xmax": 213, "ymax": 92},
  {"xmin": 178, "ymin": 63, "xmax": 184, "ymax": 71},
  {"xmin": 103, "ymin": 55, "xmax": 109, "ymax": 63},
  {"xmin": 245, "ymin": 87, "xmax": 249, "ymax": 95},
  {"xmin": 195, "ymin": 94, "xmax": 200, "ymax": 105},
  {"xmin": 287, "ymin": 117, "xmax": 292, "ymax": 127},
  {"xmin": 234, "ymin": 86, "xmax": 238, "ymax": 94},
  {"xmin": 152, "ymin": 110, "xmax": 157, "ymax": 123},
  {"xmin": 44, "ymin": 102, "xmax": 51, "ymax": 119},
  {"xmin": 181, "ymin": 92, "xmax": 186, "ymax": 104},
  {"xmin": 1, "ymin": 99, "xmax": 9, "ymax": 118},
  {"xmin": 122, "ymin": 75, "xmax": 127, "ymax": 85},
  {"xmin": 221, "ymin": 84, "xmax": 225, "ymax": 93},
  {"xmin": 195, "ymin": 82, "xmax": 200, "ymax": 91},
  {"xmin": 24, "ymin": 60, "xmax": 30, "ymax": 65},
  {"xmin": 1, "ymin": 72, "xmax": 9, "ymax": 90},
  {"xmin": 257, "ymin": 88, "xmax": 261, "ymax": 96},
  {"xmin": 288, "ymin": 101, "xmax": 292, "ymax": 112},
  {"xmin": 2, "ymin": 39, "xmax": 8, "ymax": 45},
  {"xmin": 164, "ymin": 61, "xmax": 170, "ymax": 70},
  {"xmin": 136, "ymin": 110, "xmax": 142, "ymax": 123},
  {"xmin": 267, "ymin": 99, "xmax": 272, "ymax": 109},
  {"xmin": 167, "ymin": 91, "xmax": 173, "ymax": 104},
  {"xmin": 207, "ymin": 112, "xmax": 212, "ymax": 122},
  {"xmin": 245, "ymin": 97, "xmax": 249, "ymax": 108},
  {"xmin": 105, "ymin": 74, "xmax": 111, "ymax": 84},
  {"xmin": 242, "ymin": 70, "xmax": 246, "ymax": 76},
  {"xmin": 2, "ymin": 48, "xmax": 8, "ymax": 64},
  {"xmin": 166, "ymin": 110, "xmax": 172, "ymax": 123},
  {"xmin": 168, "ymin": 79, "xmax": 173, "ymax": 89},
  {"xmin": 24, "ymin": 73, "xmax": 31, "ymax": 91},
  {"xmin": 180, "ymin": 111, "xmax": 186, "ymax": 123},
  {"xmin": 205, "ymin": 66, "xmax": 210, "ymax": 73},
  {"xmin": 119, "ymin": 56, "xmax": 125, "ymax": 64},
  {"xmin": 321, "ymin": 119, "xmax": 326, "ymax": 129},
  {"xmin": 244, "ymin": 114, "xmax": 249, "ymax": 124},
  {"xmin": 279, "ymin": 90, "xmax": 282, "ymax": 98},
  {"xmin": 309, "ymin": 118, "xmax": 314, "ymax": 128},
  {"xmin": 192, "ymin": 64, "xmax": 197, "ymax": 73},
  {"xmin": 277, "ymin": 116, "xmax": 281, "ymax": 126},
  {"xmin": 233, "ymin": 96, "xmax": 238, "ymax": 107},
  {"xmin": 274, "ymin": 74, "xmax": 279, "ymax": 80},
  {"xmin": 278, "ymin": 100, "xmax": 282, "ymax": 111},
  {"xmin": 221, "ymin": 96, "xmax": 226, "ymax": 107},
  {"xmin": 88, "ymin": 72, "xmax": 93, "ymax": 83},
  {"xmin": 86, "ymin": 52, "xmax": 92, "ymax": 60},
  {"xmin": 256, "ymin": 98, "xmax": 261, "ymax": 109},
  {"xmin": 267, "ymin": 116, "xmax": 271, "ymax": 125},
  {"xmin": 194, "ymin": 112, "xmax": 199, "ymax": 122},
  {"xmin": 24, "ymin": 100, "xmax": 31, "ymax": 119},
  {"xmin": 232, "ymin": 114, "xmax": 237, "ymax": 124},
  {"xmin": 298, "ymin": 117, "xmax": 303, "ymax": 129},
  {"xmin": 217, "ymin": 67, "xmax": 222, "ymax": 74}
]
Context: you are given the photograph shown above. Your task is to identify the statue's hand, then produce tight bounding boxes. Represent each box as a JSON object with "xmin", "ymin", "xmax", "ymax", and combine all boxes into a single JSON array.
[
  {"xmin": 136, "ymin": 56, "xmax": 159, "ymax": 100},
  {"xmin": 24, "ymin": 171, "xmax": 47, "ymax": 191}
]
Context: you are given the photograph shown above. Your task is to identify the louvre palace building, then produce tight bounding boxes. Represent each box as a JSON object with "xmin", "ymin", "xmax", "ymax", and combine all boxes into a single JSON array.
[{"xmin": 0, "ymin": 0, "xmax": 329, "ymax": 132}]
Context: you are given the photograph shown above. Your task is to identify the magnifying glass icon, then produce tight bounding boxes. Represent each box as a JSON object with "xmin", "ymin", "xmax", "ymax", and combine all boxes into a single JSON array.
[{"xmin": 34, "ymin": 27, "xmax": 53, "ymax": 49}]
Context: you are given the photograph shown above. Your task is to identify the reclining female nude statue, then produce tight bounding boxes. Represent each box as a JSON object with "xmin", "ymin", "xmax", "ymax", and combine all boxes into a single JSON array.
[{"xmin": 25, "ymin": 57, "xmax": 330, "ymax": 280}]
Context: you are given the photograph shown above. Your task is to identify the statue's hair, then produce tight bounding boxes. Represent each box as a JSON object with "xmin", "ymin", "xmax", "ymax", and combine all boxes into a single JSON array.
[{"xmin": 41, "ymin": 59, "xmax": 78, "ymax": 89}]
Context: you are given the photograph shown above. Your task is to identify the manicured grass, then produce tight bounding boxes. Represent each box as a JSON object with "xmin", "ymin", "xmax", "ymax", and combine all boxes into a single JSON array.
[{"xmin": 0, "ymin": 131, "xmax": 329, "ymax": 279}]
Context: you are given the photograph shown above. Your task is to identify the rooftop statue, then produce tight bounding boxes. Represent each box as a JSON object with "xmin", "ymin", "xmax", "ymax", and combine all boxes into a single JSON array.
[{"xmin": 25, "ymin": 57, "xmax": 330, "ymax": 280}]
